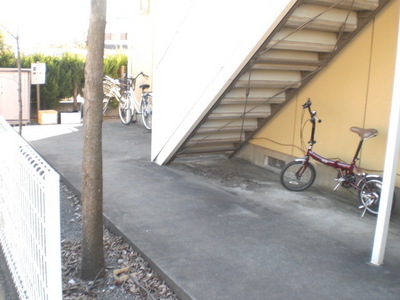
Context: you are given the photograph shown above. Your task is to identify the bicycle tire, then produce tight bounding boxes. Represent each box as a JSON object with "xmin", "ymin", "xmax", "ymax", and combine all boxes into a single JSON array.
[
  {"xmin": 358, "ymin": 177, "xmax": 396, "ymax": 215},
  {"xmin": 140, "ymin": 93, "xmax": 152, "ymax": 130},
  {"xmin": 118, "ymin": 94, "xmax": 133, "ymax": 125},
  {"xmin": 280, "ymin": 160, "xmax": 316, "ymax": 191}
]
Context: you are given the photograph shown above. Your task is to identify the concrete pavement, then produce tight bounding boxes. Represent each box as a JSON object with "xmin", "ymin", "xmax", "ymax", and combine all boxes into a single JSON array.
[{"xmin": 23, "ymin": 120, "xmax": 400, "ymax": 300}]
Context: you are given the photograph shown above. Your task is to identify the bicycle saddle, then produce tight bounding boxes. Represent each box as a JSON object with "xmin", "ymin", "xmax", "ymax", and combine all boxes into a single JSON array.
[
  {"xmin": 139, "ymin": 84, "xmax": 150, "ymax": 90},
  {"xmin": 350, "ymin": 126, "xmax": 378, "ymax": 140}
]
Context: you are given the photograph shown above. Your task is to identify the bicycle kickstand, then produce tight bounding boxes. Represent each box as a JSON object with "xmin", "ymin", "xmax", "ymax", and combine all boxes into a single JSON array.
[
  {"xmin": 358, "ymin": 205, "xmax": 367, "ymax": 218},
  {"xmin": 333, "ymin": 178, "xmax": 344, "ymax": 191}
]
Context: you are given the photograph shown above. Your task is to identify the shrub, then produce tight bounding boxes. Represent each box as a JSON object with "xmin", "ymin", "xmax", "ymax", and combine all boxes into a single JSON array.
[
  {"xmin": 22, "ymin": 53, "xmax": 127, "ymax": 109},
  {"xmin": 0, "ymin": 33, "xmax": 128, "ymax": 110}
]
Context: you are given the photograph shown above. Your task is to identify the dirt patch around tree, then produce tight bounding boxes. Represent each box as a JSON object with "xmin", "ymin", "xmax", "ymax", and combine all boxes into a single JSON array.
[{"xmin": 61, "ymin": 184, "xmax": 178, "ymax": 300}]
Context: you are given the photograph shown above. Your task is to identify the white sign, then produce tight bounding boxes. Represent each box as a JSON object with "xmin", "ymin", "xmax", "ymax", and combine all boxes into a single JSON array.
[{"xmin": 31, "ymin": 63, "xmax": 46, "ymax": 85}]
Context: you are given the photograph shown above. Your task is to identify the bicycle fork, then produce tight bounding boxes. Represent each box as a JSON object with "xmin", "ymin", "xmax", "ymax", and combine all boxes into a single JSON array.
[{"xmin": 293, "ymin": 157, "xmax": 310, "ymax": 179}]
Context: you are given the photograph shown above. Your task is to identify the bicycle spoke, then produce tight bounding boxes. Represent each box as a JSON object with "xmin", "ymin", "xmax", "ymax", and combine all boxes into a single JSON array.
[
  {"xmin": 141, "ymin": 94, "xmax": 152, "ymax": 130},
  {"xmin": 118, "ymin": 94, "xmax": 133, "ymax": 125},
  {"xmin": 280, "ymin": 161, "xmax": 316, "ymax": 191}
]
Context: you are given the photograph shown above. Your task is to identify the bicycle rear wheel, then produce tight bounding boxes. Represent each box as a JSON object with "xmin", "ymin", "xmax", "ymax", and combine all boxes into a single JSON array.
[
  {"xmin": 118, "ymin": 94, "xmax": 133, "ymax": 125},
  {"xmin": 140, "ymin": 93, "xmax": 152, "ymax": 130},
  {"xmin": 280, "ymin": 160, "xmax": 316, "ymax": 191},
  {"xmin": 358, "ymin": 177, "xmax": 396, "ymax": 215}
]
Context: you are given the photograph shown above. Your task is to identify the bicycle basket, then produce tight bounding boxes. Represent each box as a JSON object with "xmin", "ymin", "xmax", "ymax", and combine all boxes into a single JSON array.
[{"xmin": 103, "ymin": 78, "xmax": 119, "ymax": 97}]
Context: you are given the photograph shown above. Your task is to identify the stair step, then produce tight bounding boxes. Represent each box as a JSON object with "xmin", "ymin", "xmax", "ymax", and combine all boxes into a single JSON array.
[
  {"xmin": 235, "ymin": 80, "xmax": 302, "ymax": 88},
  {"xmin": 255, "ymin": 49, "xmax": 320, "ymax": 71},
  {"xmin": 178, "ymin": 146, "xmax": 235, "ymax": 156},
  {"xmin": 257, "ymin": 49, "xmax": 320, "ymax": 64},
  {"xmin": 235, "ymin": 69, "xmax": 302, "ymax": 88},
  {"xmin": 222, "ymin": 96, "xmax": 285, "ymax": 105},
  {"xmin": 304, "ymin": 0, "xmax": 379, "ymax": 11},
  {"xmin": 197, "ymin": 119, "xmax": 258, "ymax": 133},
  {"xmin": 287, "ymin": 4, "xmax": 358, "ymax": 32},
  {"xmin": 208, "ymin": 112, "xmax": 270, "ymax": 119},
  {"xmin": 185, "ymin": 137, "xmax": 244, "ymax": 153},
  {"xmin": 223, "ymin": 88, "xmax": 286, "ymax": 104},
  {"xmin": 209, "ymin": 103, "xmax": 271, "ymax": 119},
  {"xmin": 269, "ymin": 28, "xmax": 337, "ymax": 52},
  {"xmin": 252, "ymin": 62, "xmax": 319, "ymax": 71},
  {"xmin": 189, "ymin": 131, "xmax": 245, "ymax": 143}
]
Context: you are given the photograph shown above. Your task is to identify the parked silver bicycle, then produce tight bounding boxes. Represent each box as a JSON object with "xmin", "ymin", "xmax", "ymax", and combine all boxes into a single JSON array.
[{"xmin": 103, "ymin": 72, "xmax": 152, "ymax": 130}]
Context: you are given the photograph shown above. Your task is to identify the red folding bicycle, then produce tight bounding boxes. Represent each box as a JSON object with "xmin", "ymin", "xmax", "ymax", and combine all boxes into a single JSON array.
[{"xmin": 280, "ymin": 99, "xmax": 395, "ymax": 217}]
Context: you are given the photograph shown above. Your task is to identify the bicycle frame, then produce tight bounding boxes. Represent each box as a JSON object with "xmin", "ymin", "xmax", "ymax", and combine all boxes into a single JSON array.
[
  {"xmin": 300, "ymin": 99, "xmax": 365, "ymax": 183},
  {"xmin": 294, "ymin": 148, "xmax": 361, "ymax": 190},
  {"xmin": 280, "ymin": 99, "xmax": 390, "ymax": 217},
  {"xmin": 296, "ymin": 151, "xmax": 353, "ymax": 174},
  {"xmin": 300, "ymin": 99, "xmax": 381, "ymax": 193}
]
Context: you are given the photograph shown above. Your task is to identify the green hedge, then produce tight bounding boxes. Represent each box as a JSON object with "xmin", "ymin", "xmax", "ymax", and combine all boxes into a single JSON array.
[
  {"xmin": 0, "ymin": 42, "xmax": 127, "ymax": 109},
  {"xmin": 20, "ymin": 53, "xmax": 127, "ymax": 109}
]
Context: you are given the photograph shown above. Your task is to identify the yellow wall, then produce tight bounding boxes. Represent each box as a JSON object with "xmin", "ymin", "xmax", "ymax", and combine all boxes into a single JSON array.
[{"xmin": 251, "ymin": 0, "xmax": 400, "ymax": 180}]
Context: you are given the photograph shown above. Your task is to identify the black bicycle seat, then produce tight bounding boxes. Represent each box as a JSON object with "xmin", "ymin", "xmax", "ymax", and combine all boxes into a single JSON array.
[
  {"xmin": 139, "ymin": 84, "xmax": 150, "ymax": 90},
  {"xmin": 350, "ymin": 127, "xmax": 378, "ymax": 140}
]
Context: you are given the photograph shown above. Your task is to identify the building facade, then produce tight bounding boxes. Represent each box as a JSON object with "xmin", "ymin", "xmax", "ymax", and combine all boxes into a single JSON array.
[{"xmin": 129, "ymin": 0, "xmax": 400, "ymax": 190}]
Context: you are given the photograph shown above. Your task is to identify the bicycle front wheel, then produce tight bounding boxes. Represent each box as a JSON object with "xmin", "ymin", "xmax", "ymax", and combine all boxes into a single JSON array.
[
  {"xmin": 140, "ymin": 93, "xmax": 152, "ymax": 130},
  {"xmin": 102, "ymin": 97, "xmax": 110, "ymax": 115},
  {"xmin": 280, "ymin": 160, "xmax": 316, "ymax": 191},
  {"xmin": 118, "ymin": 94, "xmax": 133, "ymax": 125}
]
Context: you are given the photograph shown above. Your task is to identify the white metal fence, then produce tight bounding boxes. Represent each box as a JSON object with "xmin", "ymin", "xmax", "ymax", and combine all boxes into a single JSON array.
[{"xmin": 0, "ymin": 115, "xmax": 62, "ymax": 300}]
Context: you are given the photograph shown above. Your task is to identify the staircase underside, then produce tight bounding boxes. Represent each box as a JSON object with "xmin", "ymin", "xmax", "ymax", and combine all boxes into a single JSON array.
[{"xmin": 171, "ymin": 0, "xmax": 391, "ymax": 162}]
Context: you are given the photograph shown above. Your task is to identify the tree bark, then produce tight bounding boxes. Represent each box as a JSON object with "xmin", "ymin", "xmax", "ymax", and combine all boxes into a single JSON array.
[
  {"xmin": 81, "ymin": 0, "xmax": 107, "ymax": 280},
  {"xmin": 73, "ymin": 83, "xmax": 79, "ymax": 112}
]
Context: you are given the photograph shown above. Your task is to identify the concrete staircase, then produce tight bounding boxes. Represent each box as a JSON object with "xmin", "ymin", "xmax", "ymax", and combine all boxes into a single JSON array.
[{"xmin": 171, "ymin": 0, "xmax": 391, "ymax": 161}]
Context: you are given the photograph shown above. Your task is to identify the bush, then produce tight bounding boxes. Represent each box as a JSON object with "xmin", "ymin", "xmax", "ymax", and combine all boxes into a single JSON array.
[
  {"xmin": 104, "ymin": 54, "xmax": 128, "ymax": 78},
  {"xmin": 0, "ymin": 33, "xmax": 128, "ymax": 110},
  {"xmin": 21, "ymin": 53, "xmax": 127, "ymax": 109}
]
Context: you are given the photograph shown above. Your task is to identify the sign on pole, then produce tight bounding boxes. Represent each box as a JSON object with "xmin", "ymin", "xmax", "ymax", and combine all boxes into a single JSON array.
[
  {"xmin": 31, "ymin": 63, "xmax": 46, "ymax": 85},
  {"xmin": 31, "ymin": 62, "xmax": 46, "ymax": 115}
]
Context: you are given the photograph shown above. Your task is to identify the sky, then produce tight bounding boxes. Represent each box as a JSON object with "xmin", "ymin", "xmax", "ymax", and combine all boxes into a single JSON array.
[{"xmin": 0, "ymin": 0, "xmax": 129, "ymax": 53}]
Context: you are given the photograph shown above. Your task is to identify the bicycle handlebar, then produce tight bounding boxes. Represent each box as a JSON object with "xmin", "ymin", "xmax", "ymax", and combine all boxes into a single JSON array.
[
  {"xmin": 302, "ymin": 99, "xmax": 312, "ymax": 109},
  {"xmin": 126, "ymin": 72, "xmax": 149, "ymax": 81},
  {"xmin": 132, "ymin": 72, "xmax": 149, "ymax": 80},
  {"xmin": 118, "ymin": 72, "xmax": 150, "ymax": 90},
  {"xmin": 303, "ymin": 98, "xmax": 322, "ymax": 123}
]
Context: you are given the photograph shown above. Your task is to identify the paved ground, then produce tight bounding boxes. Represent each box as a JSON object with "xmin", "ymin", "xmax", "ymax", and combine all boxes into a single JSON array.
[
  {"xmin": 22, "ymin": 120, "xmax": 400, "ymax": 300},
  {"xmin": 0, "ymin": 248, "xmax": 19, "ymax": 300}
]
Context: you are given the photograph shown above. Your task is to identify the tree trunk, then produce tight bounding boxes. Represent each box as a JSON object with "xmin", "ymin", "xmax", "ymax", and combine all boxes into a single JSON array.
[
  {"xmin": 73, "ymin": 83, "xmax": 79, "ymax": 112},
  {"xmin": 81, "ymin": 0, "xmax": 107, "ymax": 280}
]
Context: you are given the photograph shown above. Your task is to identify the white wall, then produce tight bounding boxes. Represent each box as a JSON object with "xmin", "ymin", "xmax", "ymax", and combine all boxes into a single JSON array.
[
  {"xmin": 127, "ymin": 0, "xmax": 154, "ymax": 102},
  {"xmin": 0, "ymin": 69, "xmax": 31, "ymax": 124},
  {"xmin": 151, "ymin": 0, "xmax": 296, "ymax": 164}
]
